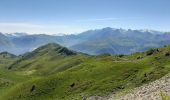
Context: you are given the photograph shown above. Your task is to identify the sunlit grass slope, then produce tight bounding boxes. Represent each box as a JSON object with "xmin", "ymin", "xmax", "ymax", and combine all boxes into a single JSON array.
[{"xmin": 1, "ymin": 43, "xmax": 170, "ymax": 100}]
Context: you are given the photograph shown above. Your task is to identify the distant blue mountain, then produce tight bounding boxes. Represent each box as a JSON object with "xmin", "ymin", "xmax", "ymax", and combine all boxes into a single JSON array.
[{"xmin": 0, "ymin": 27, "xmax": 170, "ymax": 55}]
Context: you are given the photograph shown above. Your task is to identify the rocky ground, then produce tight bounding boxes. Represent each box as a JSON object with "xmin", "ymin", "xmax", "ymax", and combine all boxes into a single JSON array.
[
  {"xmin": 88, "ymin": 74, "xmax": 170, "ymax": 100},
  {"xmin": 110, "ymin": 74, "xmax": 170, "ymax": 100}
]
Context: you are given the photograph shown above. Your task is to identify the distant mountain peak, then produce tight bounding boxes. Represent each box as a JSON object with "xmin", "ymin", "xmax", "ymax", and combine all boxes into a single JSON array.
[
  {"xmin": 0, "ymin": 27, "xmax": 169, "ymax": 56},
  {"xmin": 37, "ymin": 43, "xmax": 62, "ymax": 49},
  {"xmin": 41, "ymin": 43, "xmax": 77, "ymax": 56},
  {"xmin": 102, "ymin": 27, "xmax": 113, "ymax": 30},
  {"xmin": 0, "ymin": 51, "xmax": 16, "ymax": 58},
  {"xmin": 4, "ymin": 32, "xmax": 28, "ymax": 37},
  {"xmin": 8, "ymin": 43, "xmax": 77, "ymax": 70},
  {"xmin": 22, "ymin": 43, "xmax": 77, "ymax": 60}
]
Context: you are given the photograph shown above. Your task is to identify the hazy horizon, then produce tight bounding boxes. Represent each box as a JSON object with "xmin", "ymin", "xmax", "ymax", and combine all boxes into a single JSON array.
[
  {"xmin": 0, "ymin": 0, "xmax": 170, "ymax": 35},
  {"xmin": 1, "ymin": 27, "xmax": 170, "ymax": 36}
]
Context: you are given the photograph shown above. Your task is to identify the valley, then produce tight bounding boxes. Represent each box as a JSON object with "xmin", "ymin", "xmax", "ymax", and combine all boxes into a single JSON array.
[
  {"xmin": 0, "ymin": 0, "xmax": 169, "ymax": 100},
  {"xmin": 1, "ymin": 28, "xmax": 170, "ymax": 55}
]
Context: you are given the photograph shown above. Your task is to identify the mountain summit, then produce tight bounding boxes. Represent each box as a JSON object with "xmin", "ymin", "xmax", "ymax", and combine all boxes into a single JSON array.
[
  {"xmin": 0, "ymin": 27, "xmax": 170, "ymax": 55},
  {"xmin": 8, "ymin": 43, "xmax": 77, "ymax": 70}
]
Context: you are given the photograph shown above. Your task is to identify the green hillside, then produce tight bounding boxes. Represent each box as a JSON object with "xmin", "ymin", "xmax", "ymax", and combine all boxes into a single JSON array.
[
  {"xmin": 1, "ymin": 43, "xmax": 170, "ymax": 100},
  {"xmin": 0, "ymin": 52, "xmax": 18, "ymax": 68}
]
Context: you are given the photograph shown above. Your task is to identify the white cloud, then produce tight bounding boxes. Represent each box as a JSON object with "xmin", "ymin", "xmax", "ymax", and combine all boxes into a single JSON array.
[
  {"xmin": 0, "ymin": 17, "xmax": 146, "ymax": 35},
  {"xmin": 0, "ymin": 23, "xmax": 85, "ymax": 35}
]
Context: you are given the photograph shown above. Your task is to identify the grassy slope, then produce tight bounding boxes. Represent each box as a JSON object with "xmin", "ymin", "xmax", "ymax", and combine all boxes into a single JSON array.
[
  {"xmin": 0, "ymin": 52, "xmax": 18, "ymax": 68},
  {"xmin": 0, "ymin": 52, "xmax": 31, "ymax": 99},
  {"xmin": 1, "ymin": 44, "xmax": 170, "ymax": 100}
]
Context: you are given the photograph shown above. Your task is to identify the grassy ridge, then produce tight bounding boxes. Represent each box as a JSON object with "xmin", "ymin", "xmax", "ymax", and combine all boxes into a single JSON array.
[{"xmin": 1, "ymin": 44, "xmax": 170, "ymax": 100}]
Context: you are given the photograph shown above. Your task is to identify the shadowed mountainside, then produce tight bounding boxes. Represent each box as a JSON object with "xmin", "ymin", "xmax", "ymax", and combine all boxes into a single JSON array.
[{"xmin": 1, "ymin": 28, "xmax": 170, "ymax": 55}]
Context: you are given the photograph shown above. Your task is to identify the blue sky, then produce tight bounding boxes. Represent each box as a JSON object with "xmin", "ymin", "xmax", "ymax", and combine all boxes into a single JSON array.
[{"xmin": 0, "ymin": 0, "xmax": 169, "ymax": 34}]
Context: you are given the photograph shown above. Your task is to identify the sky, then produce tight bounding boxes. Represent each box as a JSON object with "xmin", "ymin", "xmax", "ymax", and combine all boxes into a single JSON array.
[{"xmin": 0, "ymin": 0, "xmax": 169, "ymax": 35}]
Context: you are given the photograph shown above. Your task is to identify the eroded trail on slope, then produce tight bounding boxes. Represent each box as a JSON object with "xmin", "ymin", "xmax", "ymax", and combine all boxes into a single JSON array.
[
  {"xmin": 88, "ymin": 74, "xmax": 170, "ymax": 100},
  {"xmin": 109, "ymin": 74, "xmax": 170, "ymax": 100}
]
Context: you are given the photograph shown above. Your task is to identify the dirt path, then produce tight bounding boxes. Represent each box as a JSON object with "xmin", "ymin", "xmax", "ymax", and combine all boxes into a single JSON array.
[
  {"xmin": 109, "ymin": 74, "xmax": 170, "ymax": 100},
  {"xmin": 87, "ymin": 74, "xmax": 170, "ymax": 100}
]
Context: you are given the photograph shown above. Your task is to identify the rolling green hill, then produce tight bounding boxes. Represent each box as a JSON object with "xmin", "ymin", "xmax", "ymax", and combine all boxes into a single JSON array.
[
  {"xmin": 0, "ymin": 52, "xmax": 18, "ymax": 68},
  {"xmin": 1, "ymin": 43, "xmax": 170, "ymax": 100}
]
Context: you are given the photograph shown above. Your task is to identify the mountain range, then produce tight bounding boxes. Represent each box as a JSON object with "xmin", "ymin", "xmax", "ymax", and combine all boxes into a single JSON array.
[{"xmin": 0, "ymin": 27, "xmax": 170, "ymax": 55}]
